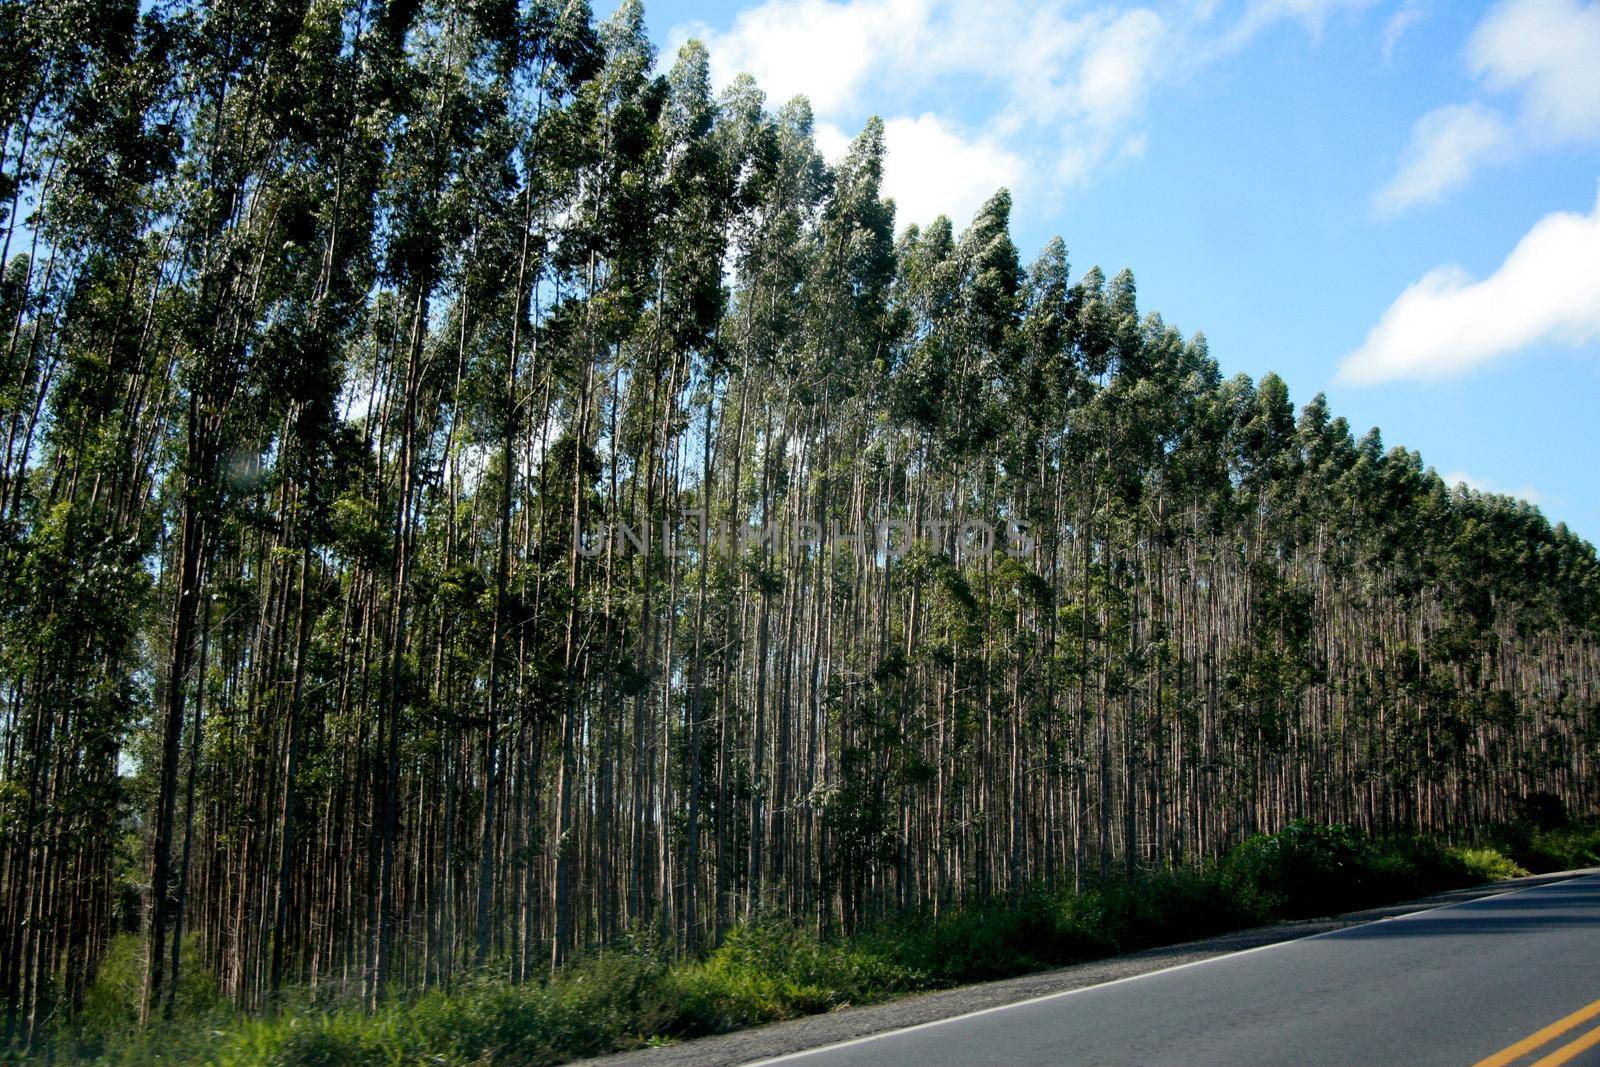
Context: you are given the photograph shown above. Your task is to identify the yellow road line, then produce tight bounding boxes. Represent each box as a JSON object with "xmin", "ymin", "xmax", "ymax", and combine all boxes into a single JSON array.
[
  {"xmin": 1530, "ymin": 1021, "xmax": 1600, "ymax": 1067},
  {"xmin": 1474, "ymin": 997, "xmax": 1600, "ymax": 1067}
]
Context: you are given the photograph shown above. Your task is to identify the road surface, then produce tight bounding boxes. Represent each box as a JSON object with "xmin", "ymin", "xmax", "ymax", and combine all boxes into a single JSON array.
[{"xmin": 749, "ymin": 873, "xmax": 1600, "ymax": 1067}]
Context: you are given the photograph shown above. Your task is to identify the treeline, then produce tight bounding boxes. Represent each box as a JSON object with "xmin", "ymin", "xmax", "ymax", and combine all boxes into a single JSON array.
[{"xmin": 1, "ymin": 0, "xmax": 1597, "ymax": 1045}]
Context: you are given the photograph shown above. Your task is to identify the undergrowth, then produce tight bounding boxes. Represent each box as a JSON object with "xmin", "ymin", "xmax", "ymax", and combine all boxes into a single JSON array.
[{"xmin": 24, "ymin": 820, "xmax": 1587, "ymax": 1066}]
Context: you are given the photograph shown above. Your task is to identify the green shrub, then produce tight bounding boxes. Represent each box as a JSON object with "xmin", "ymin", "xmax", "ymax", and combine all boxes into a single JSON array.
[
  {"xmin": 1363, "ymin": 836, "xmax": 1480, "ymax": 901},
  {"xmin": 874, "ymin": 892, "xmax": 1092, "ymax": 982},
  {"xmin": 74, "ymin": 933, "xmax": 226, "ymax": 1035},
  {"xmin": 1449, "ymin": 847, "xmax": 1528, "ymax": 882},
  {"xmin": 1491, "ymin": 817, "xmax": 1600, "ymax": 873},
  {"xmin": 1221, "ymin": 821, "xmax": 1377, "ymax": 918},
  {"xmin": 45, "ymin": 934, "xmax": 233, "ymax": 1064},
  {"xmin": 671, "ymin": 927, "xmax": 854, "ymax": 1033},
  {"xmin": 1216, "ymin": 823, "xmax": 1510, "ymax": 919},
  {"xmin": 1061, "ymin": 867, "xmax": 1249, "ymax": 953},
  {"xmin": 1518, "ymin": 824, "xmax": 1600, "ymax": 872}
]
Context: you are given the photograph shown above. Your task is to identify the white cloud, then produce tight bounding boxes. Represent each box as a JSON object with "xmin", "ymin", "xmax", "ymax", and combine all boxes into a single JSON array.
[
  {"xmin": 1203, "ymin": 0, "xmax": 1375, "ymax": 55},
  {"xmin": 1381, "ymin": 1, "xmax": 1426, "ymax": 61},
  {"xmin": 813, "ymin": 114, "xmax": 1028, "ymax": 228},
  {"xmin": 1374, "ymin": 103, "xmax": 1510, "ymax": 214},
  {"xmin": 880, "ymin": 115, "xmax": 1028, "ymax": 229},
  {"xmin": 1074, "ymin": 9, "xmax": 1165, "ymax": 125},
  {"xmin": 1468, "ymin": 0, "xmax": 1600, "ymax": 140},
  {"xmin": 670, "ymin": 0, "xmax": 920, "ymax": 115},
  {"xmin": 812, "ymin": 122, "xmax": 852, "ymax": 163},
  {"xmin": 1441, "ymin": 470, "xmax": 1546, "ymax": 506},
  {"xmin": 1377, "ymin": 0, "xmax": 1600, "ymax": 211},
  {"xmin": 677, "ymin": 0, "xmax": 1156, "ymax": 125},
  {"xmin": 1339, "ymin": 185, "xmax": 1600, "ymax": 383}
]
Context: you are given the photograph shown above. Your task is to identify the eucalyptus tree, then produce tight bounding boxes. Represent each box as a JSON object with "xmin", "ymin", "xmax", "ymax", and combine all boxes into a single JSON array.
[
  {"xmin": 717, "ymin": 86, "xmax": 827, "ymax": 922},
  {"xmin": 792, "ymin": 117, "xmax": 895, "ymax": 929},
  {"xmin": 537, "ymin": 0, "xmax": 664, "ymax": 968},
  {"xmin": 0, "ymin": 0, "xmax": 186, "ymax": 1034},
  {"xmin": 47, "ymin": 0, "xmax": 345, "ymax": 1023}
]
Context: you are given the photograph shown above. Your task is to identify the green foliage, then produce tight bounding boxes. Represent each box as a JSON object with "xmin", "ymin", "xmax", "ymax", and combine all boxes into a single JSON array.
[
  {"xmin": 1500, "ymin": 821, "xmax": 1600, "ymax": 873},
  {"xmin": 870, "ymin": 891, "xmax": 1094, "ymax": 981},
  {"xmin": 74, "ymin": 935, "xmax": 224, "ymax": 1034},
  {"xmin": 1219, "ymin": 821, "xmax": 1504, "ymax": 919},
  {"xmin": 45, "ymin": 935, "xmax": 232, "ymax": 1065},
  {"xmin": 1222, "ymin": 821, "xmax": 1375, "ymax": 918},
  {"xmin": 233, "ymin": 951, "xmax": 678, "ymax": 1067},
  {"xmin": 859, "ymin": 870, "xmax": 1251, "ymax": 985},
  {"xmin": 670, "ymin": 923, "xmax": 915, "ymax": 1033},
  {"xmin": 1064, "ymin": 867, "xmax": 1255, "ymax": 951},
  {"xmin": 1449, "ymin": 847, "xmax": 1529, "ymax": 882}
]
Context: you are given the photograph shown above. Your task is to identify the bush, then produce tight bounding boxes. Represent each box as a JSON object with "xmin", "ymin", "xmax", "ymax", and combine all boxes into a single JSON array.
[
  {"xmin": 1489, "ymin": 815, "xmax": 1600, "ymax": 873},
  {"xmin": 1061, "ymin": 867, "xmax": 1250, "ymax": 953},
  {"xmin": 1516, "ymin": 823, "xmax": 1600, "ymax": 873},
  {"xmin": 47, "ymin": 934, "xmax": 232, "ymax": 1065},
  {"xmin": 75, "ymin": 934, "xmax": 226, "ymax": 1032},
  {"xmin": 865, "ymin": 866, "xmax": 1256, "ymax": 986},
  {"xmin": 670, "ymin": 923, "xmax": 914, "ymax": 1034},
  {"xmin": 1449, "ymin": 847, "xmax": 1528, "ymax": 882},
  {"xmin": 1217, "ymin": 823, "xmax": 1521, "ymax": 919},
  {"xmin": 1222, "ymin": 821, "xmax": 1378, "ymax": 918},
  {"xmin": 1363, "ymin": 836, "xmax": 1477, "ymax": 902},
  {"xmin": 872, "ymin": 892, "xmax": 1092, "ymax": 982}
]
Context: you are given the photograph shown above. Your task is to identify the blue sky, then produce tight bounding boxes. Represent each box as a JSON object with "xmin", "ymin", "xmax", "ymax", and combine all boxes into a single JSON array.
[{"xmin": 628, "ymin": 0, "xmax": 1600, "ymax": 541}]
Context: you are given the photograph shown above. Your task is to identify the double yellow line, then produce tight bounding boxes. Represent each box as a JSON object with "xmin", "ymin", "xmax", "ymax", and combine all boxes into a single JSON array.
[{"xmin": 1474, "ymin": 996, "xmax": 1600, "ymax": 1067}]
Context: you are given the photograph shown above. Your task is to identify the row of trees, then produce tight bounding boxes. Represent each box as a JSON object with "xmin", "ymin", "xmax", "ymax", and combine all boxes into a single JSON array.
[{"xmin": 2, "ymin": 0, "xmax": 1596, "ymax": 1045}]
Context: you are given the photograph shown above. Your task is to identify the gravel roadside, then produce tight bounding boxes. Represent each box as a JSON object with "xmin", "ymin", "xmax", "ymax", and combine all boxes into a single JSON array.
[{"xmin": 580, "ymin": 869, "xmax": 1598, "ymax": 1067}]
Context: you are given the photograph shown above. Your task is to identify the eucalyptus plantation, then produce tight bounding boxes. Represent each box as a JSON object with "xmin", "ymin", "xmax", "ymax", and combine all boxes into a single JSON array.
[{"xmin": 1, "ymin": 0, "xmax": 1597, "ymax": 1047}]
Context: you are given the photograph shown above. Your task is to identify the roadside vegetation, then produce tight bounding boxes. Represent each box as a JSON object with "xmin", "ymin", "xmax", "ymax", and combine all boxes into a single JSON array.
[{"xmin": 30, "ymin": 819, "xmax": 1597, "ymax": 1067}]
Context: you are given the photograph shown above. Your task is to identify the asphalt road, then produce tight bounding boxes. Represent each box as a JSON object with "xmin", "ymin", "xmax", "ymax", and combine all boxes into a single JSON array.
[{"xmin": 748, "ymin": 873, "xmax": 1600, "ymax": 1067}]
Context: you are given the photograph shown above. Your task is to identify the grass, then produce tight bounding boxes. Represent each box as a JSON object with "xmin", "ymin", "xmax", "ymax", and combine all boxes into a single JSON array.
[{"xmin": 25, "ymin": 820, "xmax": 1586, "ymax": 1066}]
